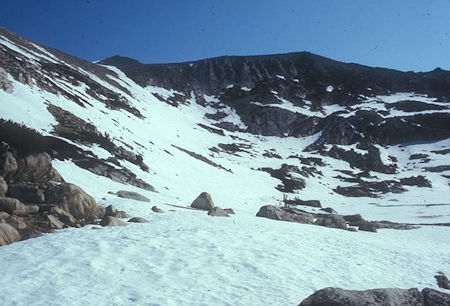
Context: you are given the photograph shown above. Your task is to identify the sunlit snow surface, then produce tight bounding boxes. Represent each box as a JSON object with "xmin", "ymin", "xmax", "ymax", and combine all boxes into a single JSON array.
[{"xmin": 0, "ymin": 36, "xmax": 449, "ymax": 305}]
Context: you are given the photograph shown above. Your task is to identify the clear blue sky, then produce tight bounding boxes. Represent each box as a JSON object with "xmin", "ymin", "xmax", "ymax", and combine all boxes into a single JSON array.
[{"xmin": 1, "ymin": 0, "xmax": 449, "ymax": 71}]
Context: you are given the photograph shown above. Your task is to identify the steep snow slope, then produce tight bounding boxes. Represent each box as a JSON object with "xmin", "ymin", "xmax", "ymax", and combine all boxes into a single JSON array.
[{"xmin": 0, "ymin": 28, "xmax": 449, "ymax": 305}]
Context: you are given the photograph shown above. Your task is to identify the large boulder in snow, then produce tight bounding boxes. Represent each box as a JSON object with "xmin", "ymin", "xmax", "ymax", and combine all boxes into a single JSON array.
[
  {"xmin": 0, "ymin": 223, "xmax": 21, "ymax": 246},
  {"xmin": 14, "ymin": 153, "xmax": 63, "ymax": 186},
  {"xmin": 299, "ymin": 287, "xmax": 424, "ymax": 306},
  {"xmin": 115, "ymin": 190, "xmax": 150, "ymax": 202},
  {"xmin": 7, "ymin": 183, "xmax": 45, "ymax": 203},
  {"xmin": 256, "ymin": 205, "xmax": 313, "ymax": 224},
  {"xmin": 45, "ymin": 182, "xmax": 98, "ymax": 223},
  {"xmin": 0, "ymin": 197, "xmax": 39, "ymax": 216},
  {"xmin": 191, "ymin": 192, "xmax": 215, "ymax": 211},
  {"xmin": 0, "ymin": 176, "xmax": 7, "ymax": 197}
]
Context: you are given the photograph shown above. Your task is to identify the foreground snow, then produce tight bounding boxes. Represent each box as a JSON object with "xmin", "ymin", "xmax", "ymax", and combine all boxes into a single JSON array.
[{"xmin": 0, "ymin": 210, "xmax": 448, "ymax": 305}]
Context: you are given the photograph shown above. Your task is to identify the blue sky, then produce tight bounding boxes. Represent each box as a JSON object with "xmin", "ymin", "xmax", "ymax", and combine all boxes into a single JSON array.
[{"xmin": 1, "ymin": 0, "xmax": 449, "ymax": 71}]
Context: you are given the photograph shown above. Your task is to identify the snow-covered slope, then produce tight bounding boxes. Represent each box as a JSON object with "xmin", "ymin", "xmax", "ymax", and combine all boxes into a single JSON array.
[{"xmin": 0, "ymin": 26, "xmax": 449, "ymax": 305}]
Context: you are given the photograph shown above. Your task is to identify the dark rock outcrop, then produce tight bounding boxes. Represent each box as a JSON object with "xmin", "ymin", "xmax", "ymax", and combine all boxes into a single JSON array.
[
  {"xmin": 259, "ymin": 164, "xmax": 306, "ymax": 193},
  {"xmin": 284, "ymin": 198, "xmax": 322, "ymax": 208},
  {"xmin": 400, "ymin": 176, "xmax": 432, "ymax": 188},
  {"xmin": 298, "ymin": 287, "xmax": 450, "ymax": 306},
  {"xmin": 7, "ymin": 183, "xmax": 45, "ymax": 203},
  {"xmin": 325, "ymin": 145, "xmax": 397, "ymax": 174},
  {"xmin": 256, "ymin": 205, "xmax": 313, "ymax": 224},
  {"xmin": 334, "ymin": 180, "xmax": 406, "ymax": 198}
]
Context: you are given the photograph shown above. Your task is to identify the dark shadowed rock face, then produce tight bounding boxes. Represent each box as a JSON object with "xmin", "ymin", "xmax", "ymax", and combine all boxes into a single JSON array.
[
  {"xmin": 7, "ymin": 183, "xmax": 45, "ymax": 203},
  {"xmin": 298, "ymin": 287, "xmax": 450, "ymax": 306}
]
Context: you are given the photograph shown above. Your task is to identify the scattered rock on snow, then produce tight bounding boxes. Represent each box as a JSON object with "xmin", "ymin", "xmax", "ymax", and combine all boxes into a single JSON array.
[
  {"xmin": 100, "ymin": 216, "xmax": 127, "ymax": 227},
  {"xmin": 104, "ymin": 204, "xmax": 130, "ymax": 218},
  {"xmin": 224, "ymin": 208, "xmax": 235, "ymax": 214},
  {"xmin": 151, "ymin": 206, "xmax": 164, "ymax": 213},
  {"xmin": 191, "ymin": 192, "xmax": 215, "ymax": 211},
  {"xmin": 208, "ymin": 207, "xmax": 229, "ymax": 217},
  {"xmin": 115, "ymin": 190, "xmax": 151, "ymax": 202},
  {"xmin": 128, "ymin": 217, "xmax": 148, "ymax": 223}
]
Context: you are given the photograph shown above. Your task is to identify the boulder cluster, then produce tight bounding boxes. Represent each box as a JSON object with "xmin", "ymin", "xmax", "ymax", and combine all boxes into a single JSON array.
[
  {"xmin": 256, "ymin": 204, "xmax": 418, "ymax": 232},
  {"xmin": 0, "ymin": 141, "xmax": 104, "ymax": 246},
  {"xmin": 191, "ymin": 192, "xmax": 234, "ymax": 217},
  {"xmin": 0, "ymin": 141, "xmax": 150, "ymax": 246}
]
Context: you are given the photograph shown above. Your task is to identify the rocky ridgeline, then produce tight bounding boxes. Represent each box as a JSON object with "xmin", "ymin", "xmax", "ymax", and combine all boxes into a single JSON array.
[{"xmin": 0, "ymin": 140, "xmax": 150, "ymax": 246}]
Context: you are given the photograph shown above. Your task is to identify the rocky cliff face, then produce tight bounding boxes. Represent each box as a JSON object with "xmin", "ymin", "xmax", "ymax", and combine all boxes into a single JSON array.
[{"xmin": 100, "ymin": 53, "xmax": 450, "ymax": 147}]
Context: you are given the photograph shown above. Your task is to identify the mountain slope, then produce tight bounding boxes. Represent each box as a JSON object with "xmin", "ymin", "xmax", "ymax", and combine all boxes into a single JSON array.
[{"xmin": 0, "ymin": 26, "xmax": 449, "ymax": 305}]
